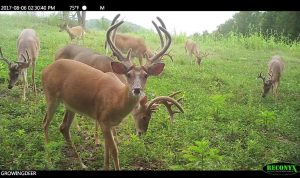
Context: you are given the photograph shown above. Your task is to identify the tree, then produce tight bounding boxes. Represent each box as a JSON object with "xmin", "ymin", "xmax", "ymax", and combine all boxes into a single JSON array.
[{"xmin": 76, "ymin": 11, "xmax": 86, "ymax": 29}]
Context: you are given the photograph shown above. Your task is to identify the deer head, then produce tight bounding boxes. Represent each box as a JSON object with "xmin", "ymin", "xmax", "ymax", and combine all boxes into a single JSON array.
[
  {"xmin": 257, "ymin": 72, "xmax": 273, "ymax": 97},
  {"xmin": 0, "ymin": 47, "xmax": 30, "ymax": 89},
  {"xmin": 132, "ymin": 91, "xmax": 184, "ymax": 135}
]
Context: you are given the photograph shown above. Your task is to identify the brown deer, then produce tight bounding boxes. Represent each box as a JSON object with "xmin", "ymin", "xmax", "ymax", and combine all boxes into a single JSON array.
[
  {"xmin": 42, "ymin": 19, "xmax": 172, "ymax": 170},
  {"xmin": 0, "ymin": 29, "xmax": 40, "ymax": 100},
  {"xmin": 105, "ymin": 14, "xmax": 173, "ymax": 65},
  {"xmin": 257, "ymin": 55, "xmax": 284, "ymax": 98},
  {"xmin": 185, "ymin": 39, "xmax": 208, "ymax": 65},
  {"xmin": 59, "ymin": 23, "xmax": 85, "ymax": 43},
  {"xmin": 133, "ymin": 91, "xmax": 184, "ymax": 135}
]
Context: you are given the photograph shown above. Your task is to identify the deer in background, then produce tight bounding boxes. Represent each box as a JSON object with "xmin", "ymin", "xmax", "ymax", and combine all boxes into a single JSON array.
[
  {"xmin": 105, "ymin": 14, "xmax": 173, "ymax": 65},
  {"xmin": 257, "ymin": 55, "xmax": 284, "ymax": 98},
  {"xmin": 43, "ymin": 18, "xmax": 173, "ymax": 170},
  {"xmin": 59, "ymin": 23, "xmax": 85, "ymax": 43},
  {"xmin": 185, "ymin": 39, "xmax": 208, "ymax": 65},
  {"xmin": 0, "ymin": 29, "xmax": 40, "ymax": 100}
]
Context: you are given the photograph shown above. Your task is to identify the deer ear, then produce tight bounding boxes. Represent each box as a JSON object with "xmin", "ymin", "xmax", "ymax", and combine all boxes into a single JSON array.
[
  {"xmin": 140, "ymin": 96, "xmax": 148, "ymax": 106},
  {"xmin": 147, "ymin": 62, "xmax": 165, "ymax": 76},
  {"xmin": 111, "ymin": 61, "xmax": 127, "ymax": 74}
]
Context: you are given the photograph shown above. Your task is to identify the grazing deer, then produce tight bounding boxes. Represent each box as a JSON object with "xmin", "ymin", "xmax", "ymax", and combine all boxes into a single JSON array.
[
  {"xmin": 0, "ymin": 29, "xmax": 40, "ymax": 100},
  {"xmin": 59, "ymin": 23, "xmax": 85, "ymax": 43},
  {"xmin": 257, "ymin": 55, "xmax": 284, "ymax": 98},
  {"xmin": 133, "ymin": 91, "xmax": 184, "ymax": 135},
  {"xmin": 185, "ymin": 39, "xmax": 208, "ymax": 65},
  {"xmin": 43, "ymin": 19, "xmax": 172, "ymax": 170}
]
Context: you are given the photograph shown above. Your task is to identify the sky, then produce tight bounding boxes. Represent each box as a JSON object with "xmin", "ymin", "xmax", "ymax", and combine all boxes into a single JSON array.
[
  {"xmin": 0, "ymin": 11, "xmax": 238, "ymax": 35},
  {"xmin": 86, "ymin": 11, "xmax": 238, "ymax": 35}
]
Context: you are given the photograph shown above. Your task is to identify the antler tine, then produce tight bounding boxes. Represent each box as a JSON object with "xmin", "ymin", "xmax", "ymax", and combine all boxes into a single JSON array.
[
  {"xmin": 146, "ymin": 96, "xmax": 184, "ymax": 123},
  {"xmin": 169, "ymin": 91, "xmax": 182, "ymax": 97},
  {"xmin": 106, "ymin": 20, "xmax": 128, "ymax": 61},
  {"xmin": 161, "ymin": 49, "xmax": 173, "ymax": 62},
  {"xmin": 257, "ymin": 72, "xmax": 265, "ymax": 82},
  {"xmin": 0, "ymin": 47, "xmax": 11, "ymax": 65},
  {"xmin": 110, "ymin": 14, "xmax": 120, "ymax": 26},
  {"xmin": 148, "ymin": 26, "xmax": 172, "ymax": 64},
  {"xmin": 201, "ymin": 52, "xmax": 209, "ymax": 58},
  {"xmin": 152, "ymin": 20, "xmax": 164, "ymax": 49},
  {"xmin": 156, "ymin": 16, "xmax": 167, "ymax": 29}
]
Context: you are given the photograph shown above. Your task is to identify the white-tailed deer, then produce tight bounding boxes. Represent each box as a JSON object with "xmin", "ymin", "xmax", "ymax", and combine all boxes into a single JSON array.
[
  {"xmin": 185, "ymin": 39, "xmax": 208, "ymax": 65},
  {"xmin": 59, "ymin": 23, "xmax": 85, "ymax": 43},
  {"xmin": 105, "ymin": 14, "xmax": 173, "ymax": 65},
  {"xmin": 55, "ymin": 44, "xmax": 182, "ymax": 143},
  {"xmin": 133, "ymin": 91, "xmax": 184, "ymax": 135},
  {"xmin": 0, "ymin": 29, "xmax": 40, "ymax": 100},
  {"xmin": 257, "ymin": 55, "xmax": 284, "ymax": 98},
  {"xmin": 43, "ymin": 19, "xmax": 172, "ymax": 170}
]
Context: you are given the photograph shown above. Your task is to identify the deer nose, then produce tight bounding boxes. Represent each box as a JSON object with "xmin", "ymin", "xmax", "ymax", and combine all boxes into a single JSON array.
[{"xmin": 133, "ymin": 88, "xmax": 141, "ymax": 95}]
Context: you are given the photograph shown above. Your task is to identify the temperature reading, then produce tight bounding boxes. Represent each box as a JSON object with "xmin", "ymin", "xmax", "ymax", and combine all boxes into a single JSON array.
[{"xmin": 69, "ymin": 5, "xmax": 79, "ymax": 11}]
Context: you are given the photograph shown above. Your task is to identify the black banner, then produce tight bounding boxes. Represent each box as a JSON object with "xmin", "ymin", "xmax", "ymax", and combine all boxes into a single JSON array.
[{"xmin": 0, "ymin": 0, "xmax": 299, "ymax": 11}]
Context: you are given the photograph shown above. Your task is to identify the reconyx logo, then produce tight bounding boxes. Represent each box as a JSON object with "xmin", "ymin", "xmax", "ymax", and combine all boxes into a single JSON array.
[{"xmin": 263, "ymin": 162, "xmax": 300, "ymax": 175}]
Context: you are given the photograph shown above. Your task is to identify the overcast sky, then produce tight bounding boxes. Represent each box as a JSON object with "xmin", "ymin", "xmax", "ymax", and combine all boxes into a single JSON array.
[
  {"xmin": 0, "ymin": 11, "xmax": 238, "ymax": 35},
  {"xmin": 86, "ymin": 11, "xmax": 238, "ymax": 35}
]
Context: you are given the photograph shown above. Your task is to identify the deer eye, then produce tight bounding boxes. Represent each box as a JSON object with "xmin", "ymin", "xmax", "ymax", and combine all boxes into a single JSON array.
[
  {"xmin": 144, "ymin": 74, "xmax": 148, "ymax": 79},
  {"xmin": 126, "ymin": 73, "xmax": 131, "ymax": 78}
]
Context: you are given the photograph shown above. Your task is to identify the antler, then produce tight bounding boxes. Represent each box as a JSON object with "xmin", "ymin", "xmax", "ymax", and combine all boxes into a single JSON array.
[
  {"xmin": 0, "ymin": 47, "xmax": 12, "ymax": 65},
  {"xmin": 257, "ymin": 72, "xmax": 265, "ymax": 82},
  {"xmin": 145, "ymin": 18, "xmax": 172, "ymax": 65},
  {"xmin": 146, "ymin": 91, "xmax": 184, "ymax": 122},
  {"xmin": 106, "ymin": 20, "xmax": 133, "ymax": 64},
  {"xmin": 200, "ymin": 51, "xmax": 209, "ymax": 58},
  {"xmin": 161, "ymin": 49, "xmax": 173, "ymax": 62}
]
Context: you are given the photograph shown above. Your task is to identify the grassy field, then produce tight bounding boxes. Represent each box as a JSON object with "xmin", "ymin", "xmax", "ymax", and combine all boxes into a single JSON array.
[{"xmin": 0, "ymin": 14, "xmax": 299, "ymax": 170}]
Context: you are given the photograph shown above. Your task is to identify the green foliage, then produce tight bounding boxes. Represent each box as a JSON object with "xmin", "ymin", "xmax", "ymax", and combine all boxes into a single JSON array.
[
  {"xmin": 171, "ymin": 140, "xmax": 224, "ymax": 170},
  {"xmin": 0, "ymin": 13, "xmax": 299, "ymax": 171},
  {"xmin": 217, "ymin": 11, "xmax": 300, "ymax": 42}
]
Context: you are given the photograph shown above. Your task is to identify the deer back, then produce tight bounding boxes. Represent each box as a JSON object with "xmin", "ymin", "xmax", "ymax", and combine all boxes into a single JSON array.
[
  {"xmin": 17, "ymin": 29, "xmax": 40, "ymax": 63},
  {"xmin": 42, "ymin": 59, "xmax": 131, "ymax": 120},
  {"xmin": 268, "ymin": 55, "xmax": 284, "ymax": 82}
]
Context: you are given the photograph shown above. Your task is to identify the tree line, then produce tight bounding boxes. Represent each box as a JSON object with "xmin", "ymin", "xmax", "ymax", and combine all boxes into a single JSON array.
[{"xmin": 216, "ymin": 11, "xmax": 300, "ymax": 42}]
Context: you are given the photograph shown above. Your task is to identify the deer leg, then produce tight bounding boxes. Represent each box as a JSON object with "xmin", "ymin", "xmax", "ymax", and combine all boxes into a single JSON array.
[
  {"xmin": 22, "ymin": 70, "xmax": 28, "ymax": 100},
  {"xmin": 100, "ymin": 123, "xmax": 120, "ymax": 170},
  {"xmin": 43, "ymin": 99, "xmax": 59, "ymax": 144},
  {"xmin": 59, "ymin": 110, "xmax": 87, "ymax": 169},
  {"xmin": 112, "ymin": 127, "xmax": 119, "ymax": 145},
  {"xmin": 95, "ymin": 121, "xmax": 100, "ymax": 146},
  {"xmin": 31, "ymin": 61, "xmax": 37, "ymax": 95}
]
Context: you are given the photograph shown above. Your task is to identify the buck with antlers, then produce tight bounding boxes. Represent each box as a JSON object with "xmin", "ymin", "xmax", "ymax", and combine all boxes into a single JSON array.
[
  {"xmin": 0, "ymin": 29, "xmax": 40, "ymax": 100},
  {"xmin": 185, "ymin": 39, "xmax": 208, "ymax": 65},
  {"xmin": 55, "ymin": 44, "xmax": 183, "ymax": 140},
  {"xmin": 59, "ymin": 22, "xmax": 85, "ymax": 43},
  {"xmin": 105, "ymin": 14, "xmax": 173, "ymax": 65},
  {"xmin": 257, "ymin": 55, "xmax": 284, "ymax": 98},
  {"xmin": 43, "ymin": 17, "xmax": 175, "ymax": 170}
]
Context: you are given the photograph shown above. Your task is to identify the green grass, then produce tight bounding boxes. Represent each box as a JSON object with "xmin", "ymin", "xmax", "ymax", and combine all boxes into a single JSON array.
[{"xmin": 0, "ymin": 14, "xmax": 299, "ymax": 170}]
